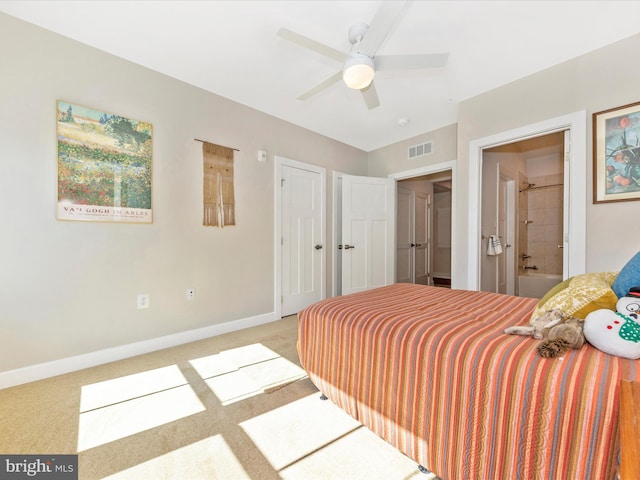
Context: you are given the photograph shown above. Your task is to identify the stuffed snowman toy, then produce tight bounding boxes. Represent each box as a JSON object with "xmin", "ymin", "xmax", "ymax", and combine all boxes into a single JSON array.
[{"xmin": 583, "ymin": 289, "xmax": 640, "ymax": 359}]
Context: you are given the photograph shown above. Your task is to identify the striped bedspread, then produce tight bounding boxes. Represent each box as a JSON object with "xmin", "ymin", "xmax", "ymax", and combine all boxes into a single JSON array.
[{"xmin": 297, "ymin": 283, "xmax": 640, "ymax": 480}]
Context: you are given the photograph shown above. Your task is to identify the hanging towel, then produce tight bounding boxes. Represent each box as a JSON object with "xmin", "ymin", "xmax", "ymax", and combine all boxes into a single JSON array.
[{"xmin": 487, "ymin": 235, "xmax": 503, "ymax": 256}]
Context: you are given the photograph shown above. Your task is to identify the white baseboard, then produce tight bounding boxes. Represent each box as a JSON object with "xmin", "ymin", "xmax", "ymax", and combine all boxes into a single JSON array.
[{"xmin": 0, "ymin": 312, "xmax": 277, "ymax": 390}]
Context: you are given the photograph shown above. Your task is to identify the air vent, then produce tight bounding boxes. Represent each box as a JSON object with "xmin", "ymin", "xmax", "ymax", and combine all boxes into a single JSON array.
[{"xmin": 408, "ymin": 141, "xmax": 433, "ymax": 159}]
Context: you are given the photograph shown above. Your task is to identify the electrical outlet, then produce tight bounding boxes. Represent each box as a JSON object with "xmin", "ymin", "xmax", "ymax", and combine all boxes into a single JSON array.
[
  {"xmin": 137, "ymin": 293, "xmax": 150, "ymax": 309},
  {"xmin": 186, "ymin": 288, "xmax": 195, "ymax": 301}
]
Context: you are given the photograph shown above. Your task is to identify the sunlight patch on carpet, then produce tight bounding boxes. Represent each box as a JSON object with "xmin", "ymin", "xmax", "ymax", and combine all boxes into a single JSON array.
[
  {"xmin": 190, "ymin": 343, "xmax": 307, "ymax": 405},
  {"xmin": 80, "ymin": 365, "xmax": 188, "ymax": 412},
  {"xmin": 279, "ymin": 425, "xmax": 422, "ymax": 480},
  {"xmin": 101, "ymin": 435, "xmax": 249, "ymax": 480},
  {"xmin": 77, "ymin": 366, "xmax": 205, "ymax": 452},
  {"xmin": 239, "ymin": 393, "xmax": 361, "ymax": 471}
]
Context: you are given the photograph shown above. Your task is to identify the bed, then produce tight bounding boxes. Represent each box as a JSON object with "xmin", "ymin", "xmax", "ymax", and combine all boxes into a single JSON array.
[{"xmin": 297, "ymin": 283, "xmax": 640, "ymax": 479}]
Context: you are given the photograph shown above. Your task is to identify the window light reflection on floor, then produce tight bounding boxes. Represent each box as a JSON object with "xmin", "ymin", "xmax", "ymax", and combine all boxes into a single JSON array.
[
  {"xmin": 189, "ymin": 343, "xmax": 307, "ymax": 406},
  {"xmin": 77, "ymin": 365, "xmax": 205, "ymax": 452},
  {"xmin": 239, "ymin": 393, "xmax": 361, "ymax": 472},
  {"xmin": 101, "ymin": 435, "xmax": 249, "ymax": 480}
]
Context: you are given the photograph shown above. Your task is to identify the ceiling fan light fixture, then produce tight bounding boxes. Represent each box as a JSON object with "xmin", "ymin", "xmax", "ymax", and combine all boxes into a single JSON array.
[{"xmin": 343, "ymin": 53, "xmax": 375, "ymax": 90}]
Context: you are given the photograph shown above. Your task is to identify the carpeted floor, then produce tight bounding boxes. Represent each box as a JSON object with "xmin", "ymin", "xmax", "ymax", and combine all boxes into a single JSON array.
[{"xmin": 0, "ymin": 315, "xmax": 427, "ymax": 479}]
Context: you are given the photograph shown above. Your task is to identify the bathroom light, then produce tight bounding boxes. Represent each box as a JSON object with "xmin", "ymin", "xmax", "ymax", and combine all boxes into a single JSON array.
[{"xmin": 343, "ymin": 53, "xmax": 375, "ymax": 90}]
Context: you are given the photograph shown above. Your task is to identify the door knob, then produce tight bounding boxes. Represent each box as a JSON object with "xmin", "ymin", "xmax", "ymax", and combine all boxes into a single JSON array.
[
  {"xmin": 344, "ymin": 244, "xmax": 355, "ymax": 250},
  {"xmin": 315, "ymin": 244, "xmax": 323, "ymax": 250}
]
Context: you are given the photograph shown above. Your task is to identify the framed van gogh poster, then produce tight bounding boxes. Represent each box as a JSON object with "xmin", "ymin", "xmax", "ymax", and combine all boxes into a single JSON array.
[
  {"xmin": 56, "ymin": 100, "xmax": 153, "ymax": 222},
  {"xmin": 593, "ymin": 101, "xmax": 640, "ymax": 203}
]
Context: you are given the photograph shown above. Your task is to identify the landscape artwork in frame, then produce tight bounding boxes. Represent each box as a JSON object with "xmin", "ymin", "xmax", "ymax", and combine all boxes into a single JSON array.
[
  {"xmin": 56, "ymin": 100, "xmax": 153, "ymax": 222},
  {"xmin": 593, "ymin": 101, "xmax": 640, "ymax": 203}
]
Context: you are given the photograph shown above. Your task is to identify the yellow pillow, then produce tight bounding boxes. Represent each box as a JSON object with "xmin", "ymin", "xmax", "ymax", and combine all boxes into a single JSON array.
[{"xmin": 530, "ymin": 272, "xmax": 619, "ymax": 320}]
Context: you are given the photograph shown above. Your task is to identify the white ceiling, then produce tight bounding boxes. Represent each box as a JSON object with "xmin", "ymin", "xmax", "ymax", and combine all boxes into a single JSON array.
[{"xmin": 2, "ymin": 0, "xmax": 640, "ymax": 152}]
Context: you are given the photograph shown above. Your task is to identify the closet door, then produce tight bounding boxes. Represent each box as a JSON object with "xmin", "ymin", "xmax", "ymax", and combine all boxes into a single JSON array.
[
  {"xmin": 396, "ymin": 187, "xmax": 414, "ymax": 283},
  {"xmin": 414, "ymin": 192, "xmax": 430, "ymax": 285},
  {"xmin": 341, "ymin": 174, "xmax": 395, "ymax": 295}
]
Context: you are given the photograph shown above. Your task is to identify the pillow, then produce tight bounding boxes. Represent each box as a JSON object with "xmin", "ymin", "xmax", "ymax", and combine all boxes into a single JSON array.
[
  {"xmin": 537, "ymin": 277, "xmax": 571, "ymax": 306},
  {"xmin": 530, "ymin": 272, "xmax": 619, "ymax": 320},
  {"xmin": 584, "ymin": 295, "xmax": 640, "ymax": 359},
  {"xmin": 612, "ymin": 251, "xmax": 640, "ymax": 298}
]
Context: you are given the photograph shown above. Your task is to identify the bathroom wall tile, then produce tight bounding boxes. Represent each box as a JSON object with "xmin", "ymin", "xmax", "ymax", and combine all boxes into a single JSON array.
[
  {"xmin": 545, "ymin": 224, "xmax": 563, "ymax": 243},
  {"xmin": 545, "ymin": 207, "xmax": 562, "ymax": 225},
  {"xmin": 527, "ymin": 208, "xmax": 544, "ymax": 225},
  {"xmin": 546, "ymin": 253, "xmax": 563, "ymax": 275},
  {"xmin": 545, "ymin": 187, "xmax": 563, "ymax": 208},
  {"xmin": 529, "ymin": 175, "xmax": 546, "ymax": 186},
  {"xmin": 528, "ymin": 191, "xmax": 546, "ymax": 209},
  {"xmin": 546, "ymin": 173, "xmax": 563, "ymax": 186},
  {"xmin": 527, "ymin": 225, "xmax": 546, "ymax": 243},
  {"xmin": 528, "ymin": 243, "xmax": 545, "ymax": 258}
]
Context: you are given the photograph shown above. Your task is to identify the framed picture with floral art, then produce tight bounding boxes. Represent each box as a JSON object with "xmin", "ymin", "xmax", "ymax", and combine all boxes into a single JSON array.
[
  {"xmin": 593, "ymin": 101, "xmax": 640, "ymax": 203},
  {"xmin": 56, "ymin": 100, "xmax": 153, "ymax": 222}
]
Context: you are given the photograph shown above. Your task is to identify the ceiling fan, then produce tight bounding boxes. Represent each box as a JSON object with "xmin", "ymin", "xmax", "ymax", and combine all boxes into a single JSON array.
[{"xmin": 277, "ymin": 0, "xmax": 448, "ymax": 110}]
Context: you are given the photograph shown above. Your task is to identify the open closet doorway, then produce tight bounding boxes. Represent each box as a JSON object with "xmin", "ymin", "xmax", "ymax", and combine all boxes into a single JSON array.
[
  {"xmin": 397, "ymin": 174, "xmax": 452, "ymax": 287},
  {"xmin": 333, "ymin": 161, "xmax": 455, "ymax": 297}
]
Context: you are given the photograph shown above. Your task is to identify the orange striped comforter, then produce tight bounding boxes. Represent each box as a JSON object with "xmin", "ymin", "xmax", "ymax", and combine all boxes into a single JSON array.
[{"xmin": 297, "ymin": 283, "xmax": 640, "ymax": 480}]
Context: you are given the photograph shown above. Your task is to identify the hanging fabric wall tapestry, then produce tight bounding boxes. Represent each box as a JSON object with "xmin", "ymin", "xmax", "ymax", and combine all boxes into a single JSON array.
[{"xmin": 202, "ymin": 141, "xmax": 235, "ymax": 227}]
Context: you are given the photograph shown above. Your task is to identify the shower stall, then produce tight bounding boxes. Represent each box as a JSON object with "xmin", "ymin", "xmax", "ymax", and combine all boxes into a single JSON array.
[
  {"xmin": 482, "ymin": 131, "xmax": 565, "ymax": 298},
  {"xmin": 518, "ymin": 177, "xmax": 564, "ymax": 297}
]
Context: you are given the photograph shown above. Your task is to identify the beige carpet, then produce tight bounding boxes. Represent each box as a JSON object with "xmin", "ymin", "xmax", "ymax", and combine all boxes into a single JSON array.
[{"xmin": 0, "ymin": 315, "xmax": 427, "ymax": 480}]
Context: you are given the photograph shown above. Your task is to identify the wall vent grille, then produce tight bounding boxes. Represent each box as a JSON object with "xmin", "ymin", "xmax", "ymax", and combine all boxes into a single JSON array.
[{"xmin": 408, "ymin": 141, "xmax": 433, "ymax": 159}]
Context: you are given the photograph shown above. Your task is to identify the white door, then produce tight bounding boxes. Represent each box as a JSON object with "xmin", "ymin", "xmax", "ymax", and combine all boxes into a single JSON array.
[
  {"xmin": 281, "ymin": 161, "xmax": 325, "ymax": 316},
  {"xmin": 396, "ymin": 188, "xmax": 430, "ymax": 285},
  {"xmin": 342, "ymin": 174, "xmax": 395, "ymax": 295},
  {"xmin": 414, "ymin": 192, "xmax": 430, "ymax": 285},
  {"xmin": 562, "ymin": 129, "xmax": 571, "ymax": 275},
  {"xmin": 480, "ymin": 158, "xmax": 498, "ymax": 292},
  {"xmin": 396, "ymin": 187, "xmax": 413, "ymax": 283},
  {"xmin": 498, "ymin": 167, "xmax": 516, "ymax": 295},
  {"xmin": 497, "ymin": 173, "xmax": 510, "ymax": 293}
]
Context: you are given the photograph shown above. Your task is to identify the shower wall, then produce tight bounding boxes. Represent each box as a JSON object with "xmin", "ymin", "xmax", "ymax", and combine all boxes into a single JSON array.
[{"xmin": 521, "ymin": 169, "xmax": 564, "ymax": 275}]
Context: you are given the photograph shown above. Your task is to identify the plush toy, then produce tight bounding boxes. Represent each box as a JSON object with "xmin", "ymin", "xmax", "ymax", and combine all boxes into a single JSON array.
[
  {"xmin": 536, "ymin": 316, "xmax": 585, "ymax": 358},
  {"xmin": 583, "ymin": 289, "xmax": 640, "ymax": 359},
  {"xmin": 505, "ymin": 309, "xmax": 586, "ymax": 358},
  {"xmin": 504, "ymin": 308, "xmax": 565, "ymax": 339}
]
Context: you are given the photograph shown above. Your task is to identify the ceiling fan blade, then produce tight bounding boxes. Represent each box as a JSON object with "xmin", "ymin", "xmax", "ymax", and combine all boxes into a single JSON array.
[
  {"xmin": 277, "ymin": 28, "xmax": 345, "ymax": 62},
  {"xmin": 358, "ymin": 0, "xmax": 407, "ymax": 56},
  {"xmin": 297, "ymin": 71, "xmax": 343, "ymax": 101},
  {"xmin": 361, "ymin": 81, "xmax": 380, "ymax": 110},
  {"xmin": 376, "ymin": 53, "xmax": 449, "ymax": 70}
]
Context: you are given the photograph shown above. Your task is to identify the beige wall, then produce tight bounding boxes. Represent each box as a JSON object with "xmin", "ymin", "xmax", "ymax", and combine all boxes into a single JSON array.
[
  {"xmin": 454, "ymin": 32, "xmax": 640, "ymax": 281},
  {"xmin": 0, "ymin": 14, "xmax": 367, "ymax": 373},
  {"xmin": 370, "ymin": 32, "xmax": 640, "ymax": 288},
  {"xmin": 5, "ymin": 12, "xmax": 640, "ymax": 377},
  {"xmin": 367, "ymin": 123, "xmax": 457, "ymax": 177}
]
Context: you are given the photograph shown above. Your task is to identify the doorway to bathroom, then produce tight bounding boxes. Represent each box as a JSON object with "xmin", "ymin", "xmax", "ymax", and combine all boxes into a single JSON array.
[{"xmin": 480, "ymin": 131, "xmax": 566, "ymax": 297}]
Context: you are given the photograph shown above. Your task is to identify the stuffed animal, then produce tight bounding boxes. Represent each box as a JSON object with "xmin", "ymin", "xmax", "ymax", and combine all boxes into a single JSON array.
[
  {"xmin": 583, "ymin": 289, "xmax": 640, "ymax": 359},
  {"xmin": 536, "ymin": 316, "xmax": 585, "ymax": 358},
  {"xmin": 504, "ymin": 308, "xmax": 565, "ymax": 339},
  {"xmin": 505, "ymin": 309, "xmax": 586, "ymax": 357}
]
